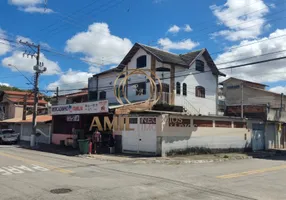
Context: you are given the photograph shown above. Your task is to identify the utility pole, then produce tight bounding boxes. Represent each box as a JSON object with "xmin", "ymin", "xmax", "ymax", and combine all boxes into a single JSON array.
[
  {"xmin": 56, "ymin": 87, "xmax": 59, "ymax": 105},
  {"xmin": 241, "ymin": 83, "xmax": 244, "ymax": 118},
  {"xmin": 19, "ymin": 40, "xmax": 46, "ymax": 147},
  {"xmin": 22, "ymin": 95, "xmax": 27, "ymax": 120}
]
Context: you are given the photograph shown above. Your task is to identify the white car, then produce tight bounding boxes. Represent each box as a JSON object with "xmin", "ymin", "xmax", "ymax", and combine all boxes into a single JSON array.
[{"xmin": 0, "ymin": 129, "xmax": 20, "ymax": 144}]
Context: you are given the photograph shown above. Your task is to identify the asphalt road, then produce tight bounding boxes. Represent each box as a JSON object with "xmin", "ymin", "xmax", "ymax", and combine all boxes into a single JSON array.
[{"xmin": 1, "ymin": 146, "xmax": 286, "ymax": 200}]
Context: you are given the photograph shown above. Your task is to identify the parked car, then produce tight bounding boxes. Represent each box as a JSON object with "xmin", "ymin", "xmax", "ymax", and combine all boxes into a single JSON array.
[{"xmin": 0, "ymin": 129, "xmax": 20, "ymax": 144}]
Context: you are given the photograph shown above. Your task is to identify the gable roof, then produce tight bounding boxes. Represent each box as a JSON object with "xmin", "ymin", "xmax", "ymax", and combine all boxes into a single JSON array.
[
  {"xmin": 221, "ymin": 77, "xmax": 268, "ymax": 87},
  {"xmin": 94, "ymin": 43, "xmax": 224, "ymax": 76}
]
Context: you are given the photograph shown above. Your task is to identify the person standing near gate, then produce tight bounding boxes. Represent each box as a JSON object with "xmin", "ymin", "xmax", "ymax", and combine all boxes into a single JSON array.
[{"xmin": 92, "ymin": 128, "xmax": 101, "ymax": 154}]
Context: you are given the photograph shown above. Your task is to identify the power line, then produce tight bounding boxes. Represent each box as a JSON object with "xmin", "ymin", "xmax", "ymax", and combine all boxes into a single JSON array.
[{"xmin": 42, "ymin": 55, "xmax": 286, "ymax": 93}]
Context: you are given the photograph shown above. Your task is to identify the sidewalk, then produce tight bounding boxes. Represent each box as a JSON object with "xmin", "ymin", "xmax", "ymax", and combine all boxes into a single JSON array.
[
  {"xmin": 81, "ymin": 153, "xmax": 251, "ymax": 164},
  {"xmin": 81, "ymin": 150, "xmax": 286, "ymax": 164}
]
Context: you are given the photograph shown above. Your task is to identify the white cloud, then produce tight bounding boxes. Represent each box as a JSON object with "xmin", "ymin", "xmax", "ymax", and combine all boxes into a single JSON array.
[
  {"xmin": 65, "ymin": 22, "xmax": 133, "ymax": 66},
  {"xmin": 210, "ymin": 0, "xmax": 269, "ymax": 41},
  {"xmin": 2, "ymin": 50, "xmax": 61, "ymax": 75},
  {"xmin": 0, "ymin": 29, "xmax": 11, "ymax": 55},
  {"xmin": 88, "ymin": 66, "xmax": 101, "ymax": 74},
  {"xmin": 8, "ymin": 0, "xmax": 42, "ymax": 6},
  {"xmin": 20, "ymin": 6, "xmax": 53, "ymax": 14},
  {"xmin": 8, "ymin": 0, "xmax": 53, "ymax": 14},
  {"xmin": 158, "ymin": 38, "xmax": 199, "ymax": 51},
  {"xmin": 47, "ymin": 69, "xmax": 92, "ymax": 91},
  {"xmin": 0, "ymin": 82, "xmax": 10, "ymax": 87},
  {"xmin": 215, "ymin": 29, "xmax": 286, "ymax": 83},
  {"xmin": 167, "ymin": 25, "xmax": 180, "ymax": 33},
  {"xmin": 16, "ymin": 35, "xmax": 32, "ymax": 43},
  {"xmin": 269, "ymin": 86, "xmax": 286, "ymax": 94},
  {"xmin": 184, "ymin": 24, "xmax": 192, "ymax": 32}
]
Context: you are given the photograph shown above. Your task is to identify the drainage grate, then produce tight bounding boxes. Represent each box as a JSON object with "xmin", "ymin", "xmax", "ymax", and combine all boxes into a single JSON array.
[{"xmin": 50, "ymin": 188, "xmax": 72, "ymax": 194}]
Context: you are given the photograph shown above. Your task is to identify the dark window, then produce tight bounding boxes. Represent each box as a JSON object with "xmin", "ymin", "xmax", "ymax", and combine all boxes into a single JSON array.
[
  {"xmin": 137, "ymin": 55, "xmax": 147, "ymax": 68},
  {"xmin": 183, "ymin": 83, "xmax": 187, "ymax": 96},
  {"xmin": 215, "ymin": 121, "xmax": 231, "ymax": 128},
  {"xmin": 195, "ymin": 86, "xmax": 205, "ymax": 98},
  {"xmin": 135, "ymin": 82, "xmax": 146, "ymax": 95},
  {"xmin": 116, "ymin": 86, "xmax": 125, "ymax": 97},
  {"xmin": 99, "ymin": 91, "xmax": 106, "ymax": 100},
  {"xmin": 193, "ymin": 120, "xmax": 213, "ymax": 127},
  {"xmin": 195, "ymin": 60, "xmax": 204, "ymax": 72},
  {"xmin": 176, "ymin": 82, "xmax": 181, "ymax": 95},
  {"xmin": 129, "ymin": 118, "xmax": 138, "ymax": 124},
  {"xmin": 89, "ymin": 91, "xmax": 98, "ymax": 101}
]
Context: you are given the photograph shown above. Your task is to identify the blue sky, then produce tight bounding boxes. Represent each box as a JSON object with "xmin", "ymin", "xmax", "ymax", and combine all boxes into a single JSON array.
[{"xmin": 0, "ymin": 0, "xmax": 286, "ymax": 94}]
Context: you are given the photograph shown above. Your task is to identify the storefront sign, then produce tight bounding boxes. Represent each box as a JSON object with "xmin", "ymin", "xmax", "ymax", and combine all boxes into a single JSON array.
[
  {"xmin": 51, "ymin": 100, "xmax": 108, "ymax": 115},
  {"xmin": 66, "ymin": 115, "xmax": 80, "ymax": 122},
  {"xmin": 140, "ymin": 117, "xmax": 156, "ymax": 124},
  {"xmin": 89, "ymin": 116, "xmax": 134, "ymax": 131},
  {"xmin": 169, "ymin": 117, "xmax": 191, "ymax": 127}
]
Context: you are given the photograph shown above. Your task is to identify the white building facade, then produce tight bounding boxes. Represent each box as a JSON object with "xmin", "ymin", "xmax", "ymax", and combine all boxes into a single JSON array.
[{"xmin": 88, "ymin": 43, "xmax": 225, "ymax": 115}]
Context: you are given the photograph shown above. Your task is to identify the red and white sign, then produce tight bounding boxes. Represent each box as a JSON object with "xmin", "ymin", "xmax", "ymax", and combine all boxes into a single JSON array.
[{"xmin": 51, "ymin": 100, "xmax": 108, "ymax": 115}]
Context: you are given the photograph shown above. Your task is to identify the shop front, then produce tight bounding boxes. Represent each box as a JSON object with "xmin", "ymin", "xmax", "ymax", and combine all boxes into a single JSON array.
[{"xmin": 51, "ymin": 100, "xmax": 110, "ymax": 147}]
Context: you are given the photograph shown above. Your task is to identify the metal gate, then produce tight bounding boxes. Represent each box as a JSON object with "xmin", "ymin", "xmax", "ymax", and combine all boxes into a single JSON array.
[
  {"xmin": 122, "ymin": 117, "xmax": 157, "ymax": 155},
  {"xmin": 252, "ymin": 124, "xmax": 265, "ymax": 151}
]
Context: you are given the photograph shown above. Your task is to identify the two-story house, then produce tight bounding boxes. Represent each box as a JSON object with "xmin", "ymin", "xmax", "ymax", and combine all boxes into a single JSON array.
[
  {"xmin": 0, "ymin": 90, "xmax": 48, "ymax": 120},
  {"xmin": 88, "ymin": 43, "xmax": 225, "ymax": 115},
  {"xmin": 221, "ymin": 77, "xmax": 286, "ymax": 121},
  {"xmin": 0, "ymin": 91, "xmax": 48, "ymax": 120},
  {"xmin": 51, "ymin": 88, "xmax": 88, "ymax": 105}
]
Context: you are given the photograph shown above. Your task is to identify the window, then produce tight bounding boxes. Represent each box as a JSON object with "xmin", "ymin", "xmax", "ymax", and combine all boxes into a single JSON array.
[
  {"xmin": 137, "ymin": 55, "xmax": 147, "ymax": 68},
  {"xmin": 183, "ymin": 83, "xmax": 187, "ymax": 96},
  {"xmin": 89, "ymin": 91, "xmax": 98, "ymax": 101},
  {"xmin": 215, "ymin": 121, "xmax": 231, "ymax": 128},
  {"xmin": 99, "ymin": 91, "xmax": 106, "ymax": 100},
  {"xmin": 193, "ymin": 120, "xmax": 213, "ymax": 127},
  {"xmin": 135, "ymin": 82, "xmax": 146, "ymax": 95},
  {"xmin": 116, "ymin": 86, "xmax": 125, "ymax": 97},
  {"xmin": 195, "ymin": 60, "xmax": 204, "ymax": 72},
  {"xmin": 176, "ymin": 82, "xmax": 181, "ymax": 95},
  {"xmin": 195, "ymin": 86, "xmax": 205, "ymax": 98}
]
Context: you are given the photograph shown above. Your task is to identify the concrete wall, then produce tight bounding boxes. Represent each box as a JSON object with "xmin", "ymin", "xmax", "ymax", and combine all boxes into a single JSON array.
[
  {"xmin": 265, "ymin": 122, "xmax": 276, "ymax": 150},
  {"xmin": 157, "ymin": 114, "xmax": 253, "ymax": 156},
  {"xmin": 21, "ymin": 123, "xmax": 51, "ymax": 144}
]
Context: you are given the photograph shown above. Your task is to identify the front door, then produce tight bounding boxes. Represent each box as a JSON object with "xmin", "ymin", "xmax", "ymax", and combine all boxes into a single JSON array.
[
  {"xmin": 252, "ymin": 124, "xmax": 265, "ymax": 151},
  {"xmin": 156, "ymin": 83, "xmax": 169, "ymax": 104}
]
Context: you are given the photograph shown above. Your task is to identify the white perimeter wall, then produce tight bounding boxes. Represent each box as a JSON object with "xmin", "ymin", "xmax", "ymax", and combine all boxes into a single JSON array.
[{"xmin": 157, "ymin": 114, "xmax": 254, "ymax": 156}]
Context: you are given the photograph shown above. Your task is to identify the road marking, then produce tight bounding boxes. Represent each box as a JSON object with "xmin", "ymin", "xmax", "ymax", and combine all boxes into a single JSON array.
[
  {"xmin": 217, "ymin": 165, "xmax": 286, "ymax": 179},
  {"xmin": 0, "ymin": 165, "xmax": 49, "ymax": 176},
  {"xmin": 0, "ymin": 152, "xmax": 73, "ymax": 174}
]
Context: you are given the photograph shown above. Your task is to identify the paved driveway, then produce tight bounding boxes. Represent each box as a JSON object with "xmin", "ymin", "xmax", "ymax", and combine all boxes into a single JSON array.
[{"xmin": 0, "ymin": 145, "xmax": 286, "ymax": 200}]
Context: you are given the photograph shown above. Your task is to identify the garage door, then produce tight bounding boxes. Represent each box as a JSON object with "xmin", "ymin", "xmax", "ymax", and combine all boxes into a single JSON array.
[{"xmin": 122, "ymin": 117, "xmax": 157, "ymax": 154}]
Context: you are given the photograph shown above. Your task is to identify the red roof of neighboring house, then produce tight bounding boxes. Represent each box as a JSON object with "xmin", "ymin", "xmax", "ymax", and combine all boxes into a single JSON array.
[
  {"xmin": 19, "ymin": 115, "xmax": 52, "ymax": 123},
  {"xmin": 66, "ymin": 91, "xmax": 88, "ymax": 98},
  {"xmin": 0, "ymin": 115, "xmax": 52, "ymax": 123},
  {"xmin": 7, "ymin": 97, "xmax": 47, "ymax": 105},
  {"xmin": 3, "ymin": 90, "xmax": 43, "ymax": 97}
]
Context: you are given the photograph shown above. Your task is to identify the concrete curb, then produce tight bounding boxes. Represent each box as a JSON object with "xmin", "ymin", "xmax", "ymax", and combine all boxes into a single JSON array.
[
  {"xmin": 79, "ymin": 154, "xmax": 254, "ymax": 164},
  {"xmin": 78, "ymin": 151, "xmax": 286, "ymax": 165}
]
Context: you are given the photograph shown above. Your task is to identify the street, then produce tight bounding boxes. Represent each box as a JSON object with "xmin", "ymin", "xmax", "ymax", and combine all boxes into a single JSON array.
[{"xmin": 0, "ymin": 146, "xmax": 286, "ymax": 200}]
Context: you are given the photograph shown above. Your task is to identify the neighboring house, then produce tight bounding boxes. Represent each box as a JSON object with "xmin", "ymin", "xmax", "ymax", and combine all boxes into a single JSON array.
[
  {"xmin": 221, "ymin": 77, "xmax": 286, "ymax": 121},
  {"xmin": 0, "ymin": 115, "xmax": 52, "ymax": 144},
  {"xmin": 51, "ymin": 88, "xmax": 88, "ymax": 105},
  {"xmin": 0, "ymin": 91, "xmax": 48, "ymax": 120},
  {"xmin": 88, "ymin": 43, "xmax": 225, "ymax": 115},
  {"xmin": 217, "ymin": 87, "xmax": 225, "ymax": 116}
]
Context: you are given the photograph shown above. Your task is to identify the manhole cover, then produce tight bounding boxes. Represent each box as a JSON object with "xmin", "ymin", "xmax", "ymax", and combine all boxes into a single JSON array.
[{"xmin": 50, "ymin": 188, "xmax": 72, "ymax": 194}]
